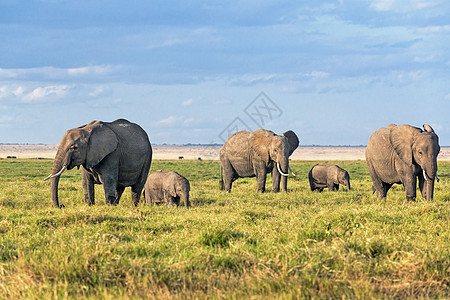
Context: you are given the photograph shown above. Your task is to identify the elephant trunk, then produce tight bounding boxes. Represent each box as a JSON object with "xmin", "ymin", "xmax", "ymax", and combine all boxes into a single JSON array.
[
  {"xmin": 426, "ymin": 177, "xmax": 435, "ymax": 201},
  {"xmin": 180, "ymin": 180, "xmax": 191, "ymax": 209},
  {"xmin": 345, "ymin": 178, "xmax": 351, "ymax": 191},
  {"xmin": 279, "ymin": 158, "xmax": 290, "ymax": 192},
  {"xmin": 181, "ymin": 188, "xmax": 190, "ymax": 209},
  {"xmin": 47, "ymin": 149, "xmax": 72, "ymax": 208},
  {"xmin": 423, "ymin": 161, "xmax": 437, "ymax": 201}
]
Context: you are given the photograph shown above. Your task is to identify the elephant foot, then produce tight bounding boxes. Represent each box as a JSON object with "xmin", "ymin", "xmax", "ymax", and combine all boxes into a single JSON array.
[
  {"xmin": 406, "ymin": 196, "xmax": 416, "ymax": 202},
  {"xmin": 84, "ymin": 196, "xmax": 94, "ymax": 206}
]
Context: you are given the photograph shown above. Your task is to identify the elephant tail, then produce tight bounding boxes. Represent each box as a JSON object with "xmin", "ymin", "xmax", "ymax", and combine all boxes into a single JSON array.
[{"xmin": 219, "ymin": 165, "xmax": 224, "ymax": 190}]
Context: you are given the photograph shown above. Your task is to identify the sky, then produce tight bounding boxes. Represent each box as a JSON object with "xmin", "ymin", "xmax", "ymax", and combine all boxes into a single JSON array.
[{"xmin": 0, "ymin": 0, "xmax": 449, "ymax": 146}]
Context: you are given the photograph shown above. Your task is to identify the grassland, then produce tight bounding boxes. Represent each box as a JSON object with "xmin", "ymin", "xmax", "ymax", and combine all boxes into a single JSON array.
[{"xmin": 0, "ymin": 158, "xmax": 449, "ymax": 299}]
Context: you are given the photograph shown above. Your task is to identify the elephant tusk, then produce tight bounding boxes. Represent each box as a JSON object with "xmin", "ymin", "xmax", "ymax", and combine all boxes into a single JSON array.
[
  {"xmin": 423, "ymin": 170, "xmax": 428, "ymax": 181},
  {"xmin": 277, "ymin": 162, "xmax": 289, "ymax": 177},
  {"xmin": 422, "ymin": 169, "xmax": 435, "ymax": 182},
  {"xmin": 43, "ymin": 165, "xmax": 67, "ymax": 181},
  {"xmin": 288, "ymin": 165, "xmax": 296, "ymax": 176}
]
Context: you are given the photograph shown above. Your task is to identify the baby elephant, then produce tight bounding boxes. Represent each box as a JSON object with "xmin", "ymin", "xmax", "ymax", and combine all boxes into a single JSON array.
[
  {"xmin": 144, "ymin": 170, "xmax": 191, "ymax": 208},
  {"xmin": 308, "ymin": 164, "xmax": 351, "ymax": 192}
]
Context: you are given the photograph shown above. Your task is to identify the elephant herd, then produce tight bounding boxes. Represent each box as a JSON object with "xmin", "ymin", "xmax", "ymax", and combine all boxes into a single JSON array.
[{"xmin": 44, "ymin": 119, "xmax": 440, "ymax": 208}]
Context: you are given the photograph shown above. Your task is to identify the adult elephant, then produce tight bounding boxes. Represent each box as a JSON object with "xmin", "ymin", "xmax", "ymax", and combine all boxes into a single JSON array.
[
  {"xmin": 366, "ymin": 124, "xmax": 439, "ymax": 201},
  {"xmin": 219, "ymin": 129, "xmax": 299, "ymax": 193},
  {"xmin": 44, "ymin": 119, "xmax": 152, "ymax": 208}
]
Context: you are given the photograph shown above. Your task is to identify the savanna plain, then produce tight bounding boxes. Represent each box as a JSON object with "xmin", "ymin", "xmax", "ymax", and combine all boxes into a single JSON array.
[{"xmin": 0, "ymin": 157, "xmax": 449, "ymax": 299}]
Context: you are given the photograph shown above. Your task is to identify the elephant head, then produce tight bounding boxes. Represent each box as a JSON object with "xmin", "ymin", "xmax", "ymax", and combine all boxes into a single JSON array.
[
  {"xmin": 390, "ymin": 124, "xmax": 440, "ymax": 200},
  {"xmin": 44, "ymin": 121, "xmax": 118, "ymax": 208},
  {"xmin": 250, "ymin": 129, "xmax": 298, "ymax": 177},
  {"xmin": 174, "ymin": 177, "xmax": 191, "ymax": 208},
  {"xmin": 338, "ymin": 170, "xmax": 351, "ymax": 190}
]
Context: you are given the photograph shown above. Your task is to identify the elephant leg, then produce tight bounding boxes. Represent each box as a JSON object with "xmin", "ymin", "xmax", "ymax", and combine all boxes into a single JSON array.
[
  {"xmin": 114, "ymin": 186, "xmax": 125, "ymax": 205},
  {"xmin": 222, "ymin": 161, "xmax": 234, "ymax": 192},
  {"xmin": 403, "ymin": 177, "xmax": 417, "ymax": 201},
  {"xmin": 164, "ymin": 193, "xmax": 176, "ymax": 206},
  {"xmin": 334, "ymin": 183, "xmax": 339, "ymax": 192},
  {"xmin": 82, "ymin": 168, "xmax": 95, "ymax": 205},
  {"xmin": 256, "ymin": 171, "xmax": 267, "ymax": 193},
  {"xmin": 148, "ymin": 190, "xmax": 156, "ymax": 205},
  {"xmin": 174, "ymin": 196, "xmax": 181, "ymax": 207},
  {"xmin": 143, "ymin": 187, "xmax": 150, "ymax": 204},
  {"xmin": 418, "ymin": 172, "xmax": 427, "ymax": 199},
  {"xmin": 131, "ymin": 185, "xmax": 143, "ymax": 207},
  {"xmin": 378, "ymin": 182, "xmax": 393, "ymax": 199},
  {"xmin": 369, "ymin": 172, "xmax": 388, "ymax": 199},
  {"xmin": 102, "ymin": 174, "xmax": 118, "ymax": 205},
  {"xmin": 326, "ymin": 179, "xmax": 335, "ymax": 191}
]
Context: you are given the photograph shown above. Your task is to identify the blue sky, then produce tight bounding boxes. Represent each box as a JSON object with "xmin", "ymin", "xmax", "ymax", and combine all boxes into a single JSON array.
[{"xmin": 0, "ymin": 0, "xmax": 449, "ymax": 145}]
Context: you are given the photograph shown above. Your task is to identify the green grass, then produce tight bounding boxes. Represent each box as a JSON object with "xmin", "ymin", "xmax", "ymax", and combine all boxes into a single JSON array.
[{"xmin": 0, "ymin": 158, "xmax": 449, "ymax": 299}]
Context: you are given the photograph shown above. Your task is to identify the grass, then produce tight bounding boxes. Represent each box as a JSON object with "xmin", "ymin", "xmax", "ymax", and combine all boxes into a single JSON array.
[{"xmin": 0, "ymin": 158, "xmax": 449, "ymax": 299}]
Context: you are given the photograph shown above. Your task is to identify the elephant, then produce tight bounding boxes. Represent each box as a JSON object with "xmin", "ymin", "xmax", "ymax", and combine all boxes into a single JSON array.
[
  {"xmin": 308, "ymin": 164, "xmax": 351, "ymax": 192},
  {"xmin": 144, "ymin": 170, "xmax": 190, "ymax": 208},
  {"xmin": 44, "ymin": 119, "xmax": 152, "ymax": 208},
  {"xmin": 219, "ymin": 129, "xmax": 299, "ymax": 193},
  {"xmin": 365, "ymin": 124, "xmax": 440, "ymax": 201}
]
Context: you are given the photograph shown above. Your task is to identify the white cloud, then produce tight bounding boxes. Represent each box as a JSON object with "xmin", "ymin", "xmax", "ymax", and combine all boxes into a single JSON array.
[
  {"xmin": 183, "ymin": 118, "xmax": 195, "ymax": 126},
  {"xmin": 395, "ymin": 71, "xmax": 426, "ymax": 83},
  {"xmin": 413, "ymin": 55, "xmax": 437, "ymax": 63},
  {"xmin": 155, "ymin": 116, "xmax": 178, "ymax": 127},
  {"xmin": 89, "ymin": 85, "xmax": 110, "ymax": 97},
  {"xmin": 182, "ymin": 98, "xmax": 195, "ymax": 106},
  {"xmin": 0, "ymin": 65, "xmax": 117, "ymax": 83},
  {"xmin": 0, "ymin": 86, "xmax": 7, "ymax": 100},
  {"xmin": 13, "ymin": 86, "xmax": 24, "ymax": 97},
  {"xmin": 67, "ymin": 65, "xmax": 113, "ymax": 76},
  {"xmin": 146, "ymin": 38, "xmax": 183, "ymax": 50},
  {"xmin": 369, "ymin": 0, "xmax": 440, "ymax": 12},
  {"xmin": 417, "ymin": 25, "xmax": 450, "ymax": 34},
  {"xmin": 307, "ymin": 71, "xmax": 330, "ymax": 80},
  {"xmin": 22, "ymin": 85, "xmax": 69, "ymax": 103},
  {"xmin": 0, "ymin": 85, "xmax": 25, "ymax": 100}
]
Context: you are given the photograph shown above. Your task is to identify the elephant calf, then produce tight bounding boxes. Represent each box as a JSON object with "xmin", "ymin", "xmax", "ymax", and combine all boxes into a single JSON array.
[
  {"xmin": 308, "ymin": 164, "xmax": 351, "ymax": 192},
  {"xmin": 144, "ymin": 170, "xmax": 190, "ymax": 208}
]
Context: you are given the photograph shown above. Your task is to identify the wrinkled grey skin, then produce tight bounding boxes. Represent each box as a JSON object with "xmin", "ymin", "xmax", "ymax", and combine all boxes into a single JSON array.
[
  {"xmin": 44, "ymin": 119, "xmax": 152, "ymax": 208},
  {"xmin": 144, "ymin": 170, "xmax": 190, "ymax": 208},
  {"xmin": 219, "ymin": 129, "xmax": 299, "ymax": 193},
  {"xmin": 309, "ymin": 164, "xmax": 351, "ymax": 192},
  {"xmin": 366, "ymin": 124, "xmax": 440, "ymax": 201}
]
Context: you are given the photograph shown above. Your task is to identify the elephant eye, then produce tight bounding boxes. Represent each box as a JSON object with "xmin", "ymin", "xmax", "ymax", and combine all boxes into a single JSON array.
[{"xmin": 70, "ymin": 145, "xmax": 79, "ymax": 150}]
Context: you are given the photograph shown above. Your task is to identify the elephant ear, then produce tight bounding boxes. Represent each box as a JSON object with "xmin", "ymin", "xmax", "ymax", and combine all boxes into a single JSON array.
[
  {"xmin": 423, "ymin": 124, "xmax": 435, "ymax": 133},
  {"xmin": 389, "ymin": 124, "xmax": 421, "ymax": 167},
  {"xmin": 249, "ymin": 130, "xmax": 270, "ymax": 162},
  {"xmin": 165, "ymin": 174, "xmax": 178, "ymax": 197},
  {"xmin": 283, "ymin": 130, "xmax": 299, "ymax": 156},
  {"xmin": 85, "ymin": 122, "xmax": 118, "ymax": 169}
]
